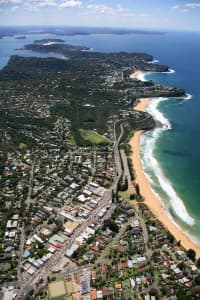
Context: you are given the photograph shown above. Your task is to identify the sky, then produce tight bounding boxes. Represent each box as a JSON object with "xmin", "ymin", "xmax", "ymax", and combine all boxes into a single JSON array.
[{"xmin": 0, "ymin": 0, "xmax": 200, "ymax": 30}]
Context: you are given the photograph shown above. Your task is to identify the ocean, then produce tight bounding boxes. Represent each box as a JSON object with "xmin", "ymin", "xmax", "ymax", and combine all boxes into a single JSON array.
[{"xmin": 0, "ymin": 29, "xmax": 200, "ymax": 244}]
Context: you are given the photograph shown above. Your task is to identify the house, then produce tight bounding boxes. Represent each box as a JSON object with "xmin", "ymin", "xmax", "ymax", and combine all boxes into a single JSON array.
[
  {"xmin": 102, "ymin": 287, "xmax": 108, "ymax": 298},
  {"xmin": 48, "ymin": 246, "xmax": 57, "ymax": 253},
  {"xmin": 97, "ymin": 290, "xmax": 103, "ymax": 299},
  {"xmin": 83, "ymin": 189, "xmax": 92, "ymax": 196},
  {"xmin": 6, "ymin": 220, "xmax": 18, "ymax": 230},
  {"xmin": 78, "ymin": 194, "xmax": 87, "ymax": 203},
  {"xmin": 70, "ymin": 182, "xmax": 79, "ymax": 190},
  {"xmin": 23, "ymin": 250, "xmax": 31, "ymax": 259},
  {"xmin": 91, "ymin": 271, "xmax": 96, "ymax": 281},
  {"xmin": 191, "ymin": 264, "xmax": 198, "ymax": 274},
  {"xmin": 81, "ymin": 279, "xmax": 90, "ymax": 295},
  {"xmin": 130, "ymin": 279, "xmax": 136, "ymax": 288},
  {"xmin": 137, "ymin": 256, "xmax": 147, "ymax": 265},
  {"xmin": 27, "ymin": 266, "xmax": 37, "ymax": 275},
  {"xmin": 136, "ymin": 277, "xmax": 141, "ymax": 285},
  {"xmin": 66, "ymin": 243, "xmax": 79, "ymax": 257},
  {"xmin": 91, "ymin": 288, "xmax": 97, "ymax": 300},
  {"xmin": 48, "ymin": 234, "xmax": 65, "ymax": 247},
  {"xmin": 60, "ymin": 211, "xmax": 77, "ymax": 222},
  {"xmin": 171, "ymin": 265, "xmax": 183, "ymax": 278},
  {"xmin": 115, "ymin": 283, "xmax": 122, "ymax": 292},
  {"xmin": 33, "ymin": 234, "xmax": 44, "ymax": 244},
  {"xmin": 108, "ymin": 287, "xmax": 114, "ymax": 296},
  {"xmin": 63, "ymin": 221, "xmax": 79, "ymax": 236},
  {"xmin": 128, "ymin": 260, "xmax": 133, "ymax": 268}
]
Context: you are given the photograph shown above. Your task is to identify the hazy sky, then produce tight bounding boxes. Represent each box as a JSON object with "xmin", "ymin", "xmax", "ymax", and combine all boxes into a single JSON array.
[{"xmin": 0, "ymin": 0, "xmax": 200, "ymax": 30}]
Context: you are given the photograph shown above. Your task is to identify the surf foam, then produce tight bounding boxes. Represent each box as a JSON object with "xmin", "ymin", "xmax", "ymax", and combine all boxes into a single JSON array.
[
  {"xmin": 183, "ymin": 93, "xmax": 192, "ymax": 100},
  {"xmin": 141, "ymin": 97, "xmax": 195, "ymax": 226},
  {"xmin": 136, "ymin": 69, "xmax": 176, "ymax": 81},
  {"xmin": 148, "ymin": 59, "xmax": 159, "ymax": 64},
  {"xmin": 136, "ymin": 73, "xmax": 147, "ymax": 81},
  {"xmin": 164, "ymin": 68, "xmax": 176, "ymax": 74}
]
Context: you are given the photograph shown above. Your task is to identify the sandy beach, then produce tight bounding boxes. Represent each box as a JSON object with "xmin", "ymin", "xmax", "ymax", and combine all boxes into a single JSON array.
[
  {"xmin": 129, "ymin": 70, "xmax": 143, "ymax": 80},
  {"xmin": 129, "ymin": 97, "xmax": 200, "ymax": 257}
]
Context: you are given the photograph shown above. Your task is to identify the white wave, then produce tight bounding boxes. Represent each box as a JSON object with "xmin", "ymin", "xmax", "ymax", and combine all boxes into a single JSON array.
[
  {"xmin": 137, "ymin": 68, "xmax": 176, "ymax": 82},
  {"xmin": 136, "ymin": 73, "xmax": 148, "ymax": 81},
  {"xmin": 164, "ymin": 68, "xmax": 176, "ymax": 74},
  {"xmin": 147, "ymin": 59, "xmax": 159, "ymax": 64},
  {"xmin": 151, "ymin": 69, "xmax": 176, "ymax": 75},
  {"xmin": 177, "ymin": 93, "xmax": 192, "ymax": 105},
  {"xmin": 81, "ymin": 47, "xmax": 94, "ymax": 52},
  {"xmin": 141, "ymin": 97, "xmax": 195, "ymax": 226},
  {"xmin": 147, "ymin": 97, "xmax": 171, "ymax": 129},
  {"xmin": 183, "ymin": 93, "xmax": 192, "ymax": 100}
]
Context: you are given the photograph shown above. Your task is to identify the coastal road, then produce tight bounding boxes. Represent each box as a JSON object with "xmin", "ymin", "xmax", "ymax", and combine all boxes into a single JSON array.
[
  {"xmin": 120, "ymin": 148, "xmax": 132, "ymax": 189},
  {"xmin": 113, "ymin": 122, "xmax": 124, "ymax": 190}
]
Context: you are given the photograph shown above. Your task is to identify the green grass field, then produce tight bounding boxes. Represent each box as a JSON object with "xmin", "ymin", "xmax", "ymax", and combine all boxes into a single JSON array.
[
  {"xmin": 79, "ymin": 129, "xmax": 111, "ymax": 145},
  {"xmin": 51, "ymin": 296, "xmax": 65, "ymax": 300},
  {"xmin": 48, "ymin": 280, "xmax": 66, "ymax": 299}
]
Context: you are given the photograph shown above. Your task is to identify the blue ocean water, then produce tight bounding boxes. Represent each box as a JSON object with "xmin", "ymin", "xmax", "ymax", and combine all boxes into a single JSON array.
[{"xmin": 0, "ymin": 29, "xmax": 200, "ymax": 243}]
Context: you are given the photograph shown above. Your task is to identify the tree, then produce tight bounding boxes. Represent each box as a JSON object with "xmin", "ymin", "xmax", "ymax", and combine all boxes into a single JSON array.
[
  {"xmin": 177, "ymin": 261, "xmax": 185, "ymax": 271},
  {"xmin": 167, "ymin": 232, "xmax": 175, "ymax": 244},
  {"xmin": 191, "ymin": 286, "xmax": 200, "ymax": 296},
  {"xmin": 194, "ymin": 274, "xmax": 200, "ymax": 285},
  {"xmin": 130, "ymin": 193, "xmax": 135, "ymax": 200},
  {"xmin": 135, "ymin": 183, "xmax": 140, "ymax": 196},
  {"xmin": 103, "ymin": 219, "xmax": 119, "ymax": 233},
  {"xmin": 149, "ymin": 287, "xmax": 159, "ymax": 298},
  {"xmin": 196, "ymin": 257, "xmax": 200, "ymax": 268},
  {"xmin": 177, "ymin": 240, "xmax": 181, "ymax": 246},
  {"xmin": 111, "ymin": 190, "xmax": 115, "ymax": 203},
  {"xmin": 124, "ymin": 176, "xmax": 128, "ymax": 191},
  {"xmin": 176, "ymin": 287, "xmax": 192, "ymax": 300},
  {"xmin": 187, "ymin": 248, "xmax": 196, "ymax": 262}
]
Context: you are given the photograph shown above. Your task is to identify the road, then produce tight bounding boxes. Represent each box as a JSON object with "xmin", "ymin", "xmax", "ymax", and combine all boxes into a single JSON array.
[
  {"xmin": 17, "ymin": 158, "xmax": 36, "ymax": 287},
  {"xmin": 120, "ymin": 148, "xmax": 132, "ymax": 189},
  {"xmin": 16, "ymin": 191, "xmax": 114, "ymax": 299},
  {"xmin": 25, "ymin": 157, "xmax": 35, "ymax": 210},
  {"xmin": 113, "ymin": 122, "xmax": 124, "ymax": 191},
  {"xmin": 95, "ymin": 219, "xmax": 131, "ymax": 266},
  {"xmin": 17, "ymin": 226, "xmax": 25, "ymax": 285}
]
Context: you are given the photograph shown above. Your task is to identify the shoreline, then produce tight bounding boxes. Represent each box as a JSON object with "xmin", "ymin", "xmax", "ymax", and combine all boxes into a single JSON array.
[
  {"xmin": 129, "ymin": 96, "xmax": 200, "ymax": 257},
  {"xmin": 129, "ymin": 70, "xmax": 143, "ymax": 80}
]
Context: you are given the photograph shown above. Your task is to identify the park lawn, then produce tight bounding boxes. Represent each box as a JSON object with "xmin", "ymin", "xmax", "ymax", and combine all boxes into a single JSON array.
[
  {"xmin": 119, "ymin": 189, "xmax": 133, "ymax": 200},
  {"xmin": 50, "ymin": 296, "xmax": 65, "ymax": 300},
  {"xmin": 19, "ymin": 143, "xmax": 27, "ymax": 150},
  {"xmin": 122, "ymin": 279, "xmax": 130, "ymax": 290},
  {"xmin": 65, "ymin": 280, "xmax": 74, "ymax": 295},
  {"xmin": 70, "ymin": 134, "xmax": 76, "ymax": 145},
  {"xmin": 79, "ymin": 129, "xmax": 111, "ymax": 145},
  {"xmin": 48, "ymin": 280, "xmax": 66, "ymax": 299}
]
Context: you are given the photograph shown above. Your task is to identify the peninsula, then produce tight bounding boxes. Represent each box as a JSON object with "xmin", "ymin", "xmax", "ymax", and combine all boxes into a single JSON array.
[{"xmin": 1, "ymin": 40, "xmax": 200, "ymax": 300}]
